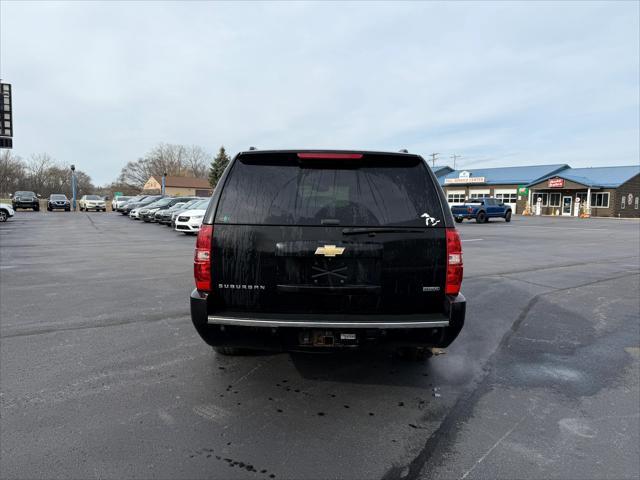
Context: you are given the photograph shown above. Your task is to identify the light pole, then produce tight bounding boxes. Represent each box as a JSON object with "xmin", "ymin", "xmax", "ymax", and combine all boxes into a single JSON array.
[
  {"xmin": 161, "ymin": 172, "xmax": 167, "ymax": 195},
  {"xmin": 71, "ymin": 164, "xmax": 77, "ymax": 211}
]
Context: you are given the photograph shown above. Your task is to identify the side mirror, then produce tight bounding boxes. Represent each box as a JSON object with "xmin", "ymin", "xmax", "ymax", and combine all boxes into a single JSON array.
[{"xmin": 37, "ymin": 194, "xmax": 42, "ymax": 198}]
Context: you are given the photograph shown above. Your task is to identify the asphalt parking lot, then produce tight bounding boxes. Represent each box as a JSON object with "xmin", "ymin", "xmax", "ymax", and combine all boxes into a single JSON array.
[{"xmin": 1, "ymin": 212, "xmax": 639, "ymax": 480}]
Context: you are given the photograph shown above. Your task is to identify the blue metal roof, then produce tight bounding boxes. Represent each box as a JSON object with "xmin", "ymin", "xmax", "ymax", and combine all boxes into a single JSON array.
[
  {"xmin": 432, "ymin": 165, "xmax": 453, "ymax": 177},
  {"xmin": 439, "ymin": 164, "xmax": 569, "ymax": 186},
  {"xmin": 528, "ymin": 165, "xmax": 640, "ymax": 188}
]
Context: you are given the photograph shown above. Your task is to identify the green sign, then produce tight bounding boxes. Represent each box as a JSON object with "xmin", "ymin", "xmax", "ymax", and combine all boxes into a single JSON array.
[
  {"xmin": 114, "ymin": 192, "xmax": 124, "ymax": 197},
  {"xmin": 517, "ymin": 186, "xmax": 529, "ymax": 196}
]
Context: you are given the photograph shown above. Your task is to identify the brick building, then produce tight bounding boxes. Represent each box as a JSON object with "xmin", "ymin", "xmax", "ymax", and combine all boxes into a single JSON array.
[{"xmin": 143, "ymin": 176, "xmax": 213, "ymax": 197}]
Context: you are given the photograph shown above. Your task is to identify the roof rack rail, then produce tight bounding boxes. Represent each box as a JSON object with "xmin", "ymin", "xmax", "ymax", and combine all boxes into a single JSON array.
[
  {"xmin": 398, "ymin": 149, "xmax": 409, "ymax": 153},
  {"xmin": 248, "ymin": 146, "xmax": 257, "ymax": 151}
]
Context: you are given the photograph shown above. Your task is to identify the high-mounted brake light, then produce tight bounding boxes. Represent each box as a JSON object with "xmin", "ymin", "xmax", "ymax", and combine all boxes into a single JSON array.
[
  {"xmin": 445, "ymin": 228, "xmax": 463, "ymax": 295},
  {"xmin": 297, "ymin": 153, "xmax": 363, "ymax": 160},
  {"xmin": 194, "ymin": 225, "xmax": 213, "ymax": 292}
]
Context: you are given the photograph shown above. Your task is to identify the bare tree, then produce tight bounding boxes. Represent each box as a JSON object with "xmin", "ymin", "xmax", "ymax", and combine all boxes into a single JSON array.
[
  {"xmin": 0, "ymin": 150, "xmax": 26, "ymax": 197},
  {"xmin": 117, "ymin": 157, "xmax": 153, "ymax": 188},
  {"xmin": 26, "ymin": 153, "xmax": 54, "ymax": 194},
  {"xmin": 116, "ymin": 143, "xmax": 213, "ymax": 188},
  {"xmin": 0, "ymin": 152, "xmax": 95, "ymax": 198},
  {"xmin": 184, "ymin": 145, "xmax": 210, "ymax": 178}
]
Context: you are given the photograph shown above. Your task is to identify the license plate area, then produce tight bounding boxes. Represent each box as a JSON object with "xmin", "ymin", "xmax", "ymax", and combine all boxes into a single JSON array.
[{"xmin": 299, "ymin": 330, "xmax": 360, "ymax": 347}]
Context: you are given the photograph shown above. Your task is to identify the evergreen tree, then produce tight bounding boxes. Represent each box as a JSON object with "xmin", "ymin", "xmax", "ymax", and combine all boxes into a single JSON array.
[{"xmin": 208, "ymin": 146, "xmax": 231, "ymax": 188}]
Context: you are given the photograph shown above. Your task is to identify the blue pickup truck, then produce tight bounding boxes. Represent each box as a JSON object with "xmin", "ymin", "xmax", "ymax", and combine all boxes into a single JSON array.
[{"xmin": 450, "ymin": 198, "xmax": 512, "ymax": 223}]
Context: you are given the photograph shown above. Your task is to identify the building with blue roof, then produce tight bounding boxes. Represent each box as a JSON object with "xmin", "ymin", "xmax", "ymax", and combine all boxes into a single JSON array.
[
  {"xmin": 432, "ymin": 165, "xmax": 454, "ymax": 178},
  {"xmin": 440, "ymin": 164, "xmax": 569, "ymax": 214},
  {"xmin": 440, "ymin": 163, "xmax": 639, "ymax": 217},
  {"xmin": 527, "ymin": 165, "xmax": 639, "ymax": 217}
]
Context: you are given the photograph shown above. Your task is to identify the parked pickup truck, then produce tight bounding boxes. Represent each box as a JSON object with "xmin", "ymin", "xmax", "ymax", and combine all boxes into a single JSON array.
[{"xmin": 451, "ymin": 198, "xmax": 511, "ymax": 223}]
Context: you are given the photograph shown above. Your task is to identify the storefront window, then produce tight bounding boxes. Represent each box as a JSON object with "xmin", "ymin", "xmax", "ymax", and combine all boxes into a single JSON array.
[
  {"xmin": 495, "ymin": 193, "xmax": 517, "ymax": 203},
  {"xmin": 591, "ymin": 192, "xmax": 609, "ymax": 208},
  {"xmin": 532, "ymin": 193, "xmax": 548, "ymax": 206},
  {"xmin": 549, "ymin": 193, "xmax": 561, "ymax": 207},
  {"xmin": 447, "ymin": 193, "xmax": 465, "ymax": 203},
  {"xmin": 470, "ymin": 193, "xmax": 490, "ymax": 199},
  {"xmin": 576, "ymin": 192, "xmax": 588, "ymax": 204}
]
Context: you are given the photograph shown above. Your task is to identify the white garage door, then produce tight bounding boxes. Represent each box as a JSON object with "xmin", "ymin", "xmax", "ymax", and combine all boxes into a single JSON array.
[
  {"xmin": 494, "ymin": 188, "xmax": 518, "ymax": 214},
  {"xmin": 446, "ymin": 190, "xmax": 466, "ymax": 206}
]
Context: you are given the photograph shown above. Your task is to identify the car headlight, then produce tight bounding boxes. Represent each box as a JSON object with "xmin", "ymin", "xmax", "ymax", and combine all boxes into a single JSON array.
[{"xmin": 192, "ymin": 215, "xmax": 204, "ymax": 220}]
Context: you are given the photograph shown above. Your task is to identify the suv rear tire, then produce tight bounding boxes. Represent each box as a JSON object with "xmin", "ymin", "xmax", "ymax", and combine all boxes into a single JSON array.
[{"xmin": 476, "ymin": 211, "xmax": 486, "ymax": 223}]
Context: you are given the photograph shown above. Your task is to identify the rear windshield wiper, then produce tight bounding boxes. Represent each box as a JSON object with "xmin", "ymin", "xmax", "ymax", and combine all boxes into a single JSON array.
[{"xmin": 342, "ymin": 227, "xmax": 426, "ymax": 235}]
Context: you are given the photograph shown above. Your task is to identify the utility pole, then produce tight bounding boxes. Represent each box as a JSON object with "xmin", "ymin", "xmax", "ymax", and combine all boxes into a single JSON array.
[
  {"xmin": 450, "ymin": 154, "xmax": 462, "ymax": 170},
  {"xmin": 70, "ymin": 165, "xmax": 77, "ymax": 211},
  {"xmin": 429, "ymin": 153, "xmax": 440, "ymax": 168}
]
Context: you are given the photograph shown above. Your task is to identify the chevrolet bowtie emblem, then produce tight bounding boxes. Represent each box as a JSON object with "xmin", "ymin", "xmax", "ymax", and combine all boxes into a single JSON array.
[{"xmin": 314, "ymin": 245, "xmax": 345, "ymax": 257}]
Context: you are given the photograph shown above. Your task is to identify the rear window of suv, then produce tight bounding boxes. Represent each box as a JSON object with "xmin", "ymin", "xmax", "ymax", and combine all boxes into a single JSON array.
[{"xmin": 215, "ymin": 153, "xmax": 444, "ymax": 227}]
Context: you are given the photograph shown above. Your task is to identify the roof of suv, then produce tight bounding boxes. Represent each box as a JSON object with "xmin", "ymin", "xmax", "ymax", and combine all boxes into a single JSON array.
[{"xmin": 237, "ymin": 149, "xmax": 421, "ymax": 158}]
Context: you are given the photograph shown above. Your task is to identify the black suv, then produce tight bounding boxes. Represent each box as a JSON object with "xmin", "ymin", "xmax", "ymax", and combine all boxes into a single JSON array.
[
  {"xmin": 47, "ymin": 194, "xmax": 71, "ymax": 211},
  {"xmin": 190, "ymin": 150, "xmax": 465, "ymax": 355},
  {"xmin": 12, "ymin": 191, "xmax": 40, "ymax": 211}
]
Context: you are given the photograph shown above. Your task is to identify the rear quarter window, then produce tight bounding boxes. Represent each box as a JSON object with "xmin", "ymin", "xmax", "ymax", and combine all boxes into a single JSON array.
[{"xmin": 214, "ymin": 153, "xmax": 445, "ymax": 227}]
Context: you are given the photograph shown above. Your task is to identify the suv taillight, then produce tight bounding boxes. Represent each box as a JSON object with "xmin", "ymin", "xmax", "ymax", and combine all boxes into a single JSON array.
[
  {"xmin": 194, "ymin": 225, "xmax": 213, "ymax": 292},
  {"xmin": 445, "ymin": 228, "xmax": 463, "ymax": 295}
]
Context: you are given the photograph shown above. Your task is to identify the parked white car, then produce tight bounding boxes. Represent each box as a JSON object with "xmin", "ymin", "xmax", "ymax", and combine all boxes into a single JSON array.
[
  {"xmin": 129, "ymin": 207, "xmax": 143, "ymax": 219},
  {"xmin": 0, "ymin": 202, "xmax": 15, "ymax": 222},
  {"xmin": 111, "ymin": 195, "xmax": 131, "ymax": 211},
  {"xmin": 78, "ymin": 195, "xmax": 106, "ymax": 212},
  {"xmin": 174, "ymin": 199, "xmax": 210, "ymax": 234}
]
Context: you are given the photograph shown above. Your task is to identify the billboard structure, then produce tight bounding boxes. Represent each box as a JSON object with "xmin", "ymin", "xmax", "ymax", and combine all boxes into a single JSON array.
[{"xmin": 0, "ymin": 83, "xmax": 13, "ymax": 149}]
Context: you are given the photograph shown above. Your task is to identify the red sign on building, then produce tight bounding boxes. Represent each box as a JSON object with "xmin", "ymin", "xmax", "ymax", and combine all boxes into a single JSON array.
[{"xmin": 548, "ymin": 177, "xmax": 564, "ymax": 188}]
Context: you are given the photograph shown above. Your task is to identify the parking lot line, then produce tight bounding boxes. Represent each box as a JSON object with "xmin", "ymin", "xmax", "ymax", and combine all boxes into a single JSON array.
[{"xmin": 517, "ymin": 225, "xmax": 614, "ymax": 232}]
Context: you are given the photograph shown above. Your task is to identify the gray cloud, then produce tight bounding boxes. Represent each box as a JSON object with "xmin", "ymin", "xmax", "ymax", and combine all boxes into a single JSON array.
[{"xmin": 1, "ymin": 1, "xmax": 638, "ymax": 184}]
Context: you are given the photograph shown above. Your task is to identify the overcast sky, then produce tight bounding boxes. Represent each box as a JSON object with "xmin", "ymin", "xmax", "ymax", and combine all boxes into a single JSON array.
[{"xmin": 1, "ymin": 1, "xmax": 638, "ymax": 185}]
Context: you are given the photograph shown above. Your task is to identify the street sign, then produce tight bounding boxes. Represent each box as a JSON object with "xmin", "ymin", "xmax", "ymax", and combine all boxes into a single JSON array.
[
  {"xmin": 517, "ymin": 186, "xmax": 529, "ymax": 195},
  {"xmin": 114, "ymin": 192, "xmax": 124, "ymax": 197},
  {"xmin": 0, "ymin": 83, "xmax": 13, "ymax": 149}
]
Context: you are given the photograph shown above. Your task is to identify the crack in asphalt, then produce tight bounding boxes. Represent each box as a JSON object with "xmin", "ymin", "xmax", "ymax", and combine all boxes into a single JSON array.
[
  {"xmin": 464, "ymin": 255, "xmax": 639, "ymax": 279},
  {"xmin": 83, "ymin": 212, "xmax": 103, "ymax": 232},
  {"xmin": 0, "ymin": 311, "xmax": 190, "ymax": 339},
  {"xmin": 381, "ymin": 270, "xmax": 640, "ymax": 480}
]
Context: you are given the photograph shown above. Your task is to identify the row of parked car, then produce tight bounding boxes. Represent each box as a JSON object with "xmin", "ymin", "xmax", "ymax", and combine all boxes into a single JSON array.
[
  {"xmin": 114, "ymin": 194, "xmax": 211, "ymax": 234},
  {"xmin": 8, "ymin": 191, "xmax": 108, "ymax": 212}
]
